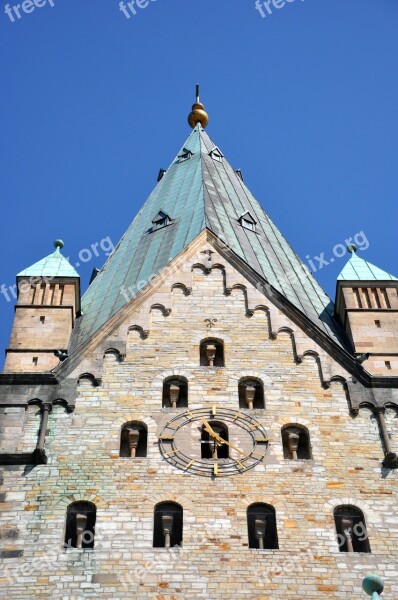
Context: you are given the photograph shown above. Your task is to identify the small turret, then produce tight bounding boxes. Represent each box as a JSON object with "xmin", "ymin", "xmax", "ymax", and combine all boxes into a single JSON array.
[
  {"xmin": 335, "ymin": 245, "xmax": 398, "ymax": 375},
  {"xmin": 3, "ymin": 240, "xmax": 80, "ymax": 373}
]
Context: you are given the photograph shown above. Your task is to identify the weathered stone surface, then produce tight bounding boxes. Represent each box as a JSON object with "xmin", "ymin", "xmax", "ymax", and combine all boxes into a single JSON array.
[{"xmin": 0, "ymin": 239, "xmax": 397, "ymax": 598}]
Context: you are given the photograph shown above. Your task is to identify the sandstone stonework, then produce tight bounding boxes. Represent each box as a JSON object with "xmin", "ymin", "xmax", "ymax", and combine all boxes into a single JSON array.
[{"xmin": 1, "ymin": 234, "xmax": 397, "ymax": 599}]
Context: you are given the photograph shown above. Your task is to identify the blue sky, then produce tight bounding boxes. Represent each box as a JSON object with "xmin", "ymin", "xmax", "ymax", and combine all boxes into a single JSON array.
[{"xmin": 0, "ymin": 0, "xmax": 397, "ymax": 368}]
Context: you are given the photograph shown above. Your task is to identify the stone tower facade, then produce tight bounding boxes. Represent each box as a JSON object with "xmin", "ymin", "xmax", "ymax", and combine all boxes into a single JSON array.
[
  {"xmin": 0, "ymin": 99, "xmax": 397, "ymax": 599},
  {"xmin": 335, "ymin": 253, "xmax": 398, "ymax": 376},
  {"xmin": 4, "ymin": 241, "xmax": 80, "ymax": 374}
]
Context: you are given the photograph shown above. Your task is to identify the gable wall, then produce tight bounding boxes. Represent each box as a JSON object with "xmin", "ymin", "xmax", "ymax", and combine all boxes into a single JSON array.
[{"xmin": 0, "ymin": 240, "xmax": 397, "ymax": 599}]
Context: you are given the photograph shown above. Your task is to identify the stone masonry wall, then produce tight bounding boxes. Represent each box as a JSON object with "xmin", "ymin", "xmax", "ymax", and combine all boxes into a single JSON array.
[{"xmin": 0, "ymin": 238, "xmax": 397, "ymax": 599}]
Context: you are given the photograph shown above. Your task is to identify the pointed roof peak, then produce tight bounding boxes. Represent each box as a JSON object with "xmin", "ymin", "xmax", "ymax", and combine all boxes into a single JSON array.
[
  {"xmin": 338, "ymin": 249, "xmax": 397, "ymax": 282},
  {"xmin": 74, "ymin": 120, "xmax": 346, "ymax": 350},
  {"xmin": 18, "ymin": 240, "xmax": 80, "ymax": 279}
]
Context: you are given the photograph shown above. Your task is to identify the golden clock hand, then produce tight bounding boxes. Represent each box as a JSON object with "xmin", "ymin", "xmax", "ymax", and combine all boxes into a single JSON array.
[
  {"xmin": 201, "ymin": 417, "xmax": 217, "ymax": 436},
  {"xmin": 201, "ymin": 418, "xmax": 223, "ymax": 443},
  {"xmin": 218, "ymin": 438, "xmax": 248, "ymax": 458}
]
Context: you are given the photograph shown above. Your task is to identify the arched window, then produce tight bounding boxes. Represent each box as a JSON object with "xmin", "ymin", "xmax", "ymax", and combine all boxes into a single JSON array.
[
  {"xmin": 162, "ymin": 377, "xmax": 188, "ymax": 408},
  {"xmin": 281, "ymin": 425, "xmax": 312, "ymax": 460},
  {"xmin": 64, "ymin": 502, "xmax": 96, "ymax": 549},
  {"xmin": 201, "ymin": 421, "xmax": 229, "ymax": 459},
  {"xmin": 200, "ymin": 339, "xmax": 224, "ymax": 367},
  {"xmin": 247, "ymin": 503, "xmax": 278, "ymax": 550},
  {"xmin": 153, "ymin": 502, "xmax": 183, "ymax": 548},
  {"xmin": 334, "ymin": 506, "xmax": 370, "ymax": 553},
  {"xmin": 120, "ymin": 422, "xmax": 148, "ymax": 458},
  {"xmin": 238, "ymin": 378, "xmax": 265, "ymax": 409}
]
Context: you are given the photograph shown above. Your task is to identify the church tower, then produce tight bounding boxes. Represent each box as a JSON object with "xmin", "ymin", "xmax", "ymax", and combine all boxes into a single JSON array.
[
  {"xmin": 335, "ymin": 245, "xmax": 398, "ymax": 375},
  {"xmin": 0, "ymin": 91, "xmax": 397, "ymax": 598},
  {"xmin": 3, "ymin": 240, "xmax": 80, "ymax": 374}
]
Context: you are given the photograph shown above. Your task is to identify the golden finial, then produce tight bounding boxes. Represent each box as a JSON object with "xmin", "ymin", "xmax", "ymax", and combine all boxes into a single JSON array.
[{"xmin": 188, "ymin": 84, "xmax": 209, "ymax": 129}]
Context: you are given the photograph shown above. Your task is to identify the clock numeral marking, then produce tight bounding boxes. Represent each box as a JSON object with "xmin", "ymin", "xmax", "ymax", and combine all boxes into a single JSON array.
[
  {"xmin": 185, "ymin": 459, "xmax": 195, "ymax": 470},
  {"xmin": 249, "ymin": 423, "xmax": 261, "ymax": 430},
  {"xmin": 251, "ymin": 451, "xmax": 265, "ymax": 459},
  {"xmin": 255, "ymin": 437, "xmax": 269, "ymax": 444},
  {"xmin": 235, "ymin": 460, "xmax": 245, "ymax": 470},
  {"xmin": 164, "ymin": 422, "xmax": 178, "ymax": 431},
  {"xmin": 159, "ymin": 435, "xmax": 175, "ymax": 441},
  {"xmin": 212, "ymin": 406, "xmax": 217, "ymax": 416},
  {"xmin": 233, "ymin": 411, "xmax": 243, "ymax": 422},
  {"xmin": 165, "ymin": 448, "xmax": 180, "ymax": 457},
  {"xmin": 213, "ymin": 463, "xmax": 218, "ymax": 475}
]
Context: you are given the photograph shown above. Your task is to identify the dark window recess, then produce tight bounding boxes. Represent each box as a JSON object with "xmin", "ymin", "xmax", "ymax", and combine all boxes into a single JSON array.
[
  {"xmin": 153, "ymin": 502, "xmax": 183, "ymax": 548},
  {"xmin": 235, "ymin": 169, "xmax": 244, "ymax": 181},
  {"xmin": 64, "ymin": 502, "xmax": 96, "ymax": 549},
  {"xmin": 162, "ymin": 377, "xmax": 188, "ymax": 408},
  {"xmin": 178, "ymin": 148, "xmax": 193, "ymax": 163},
  {"xmin": 239, "ymin": 211, "xmax": 257, "ymax": 232},
  {"xmin": 199, "ymin": 339, "xmax": 224, "ymax": 367},
  {"xmin": 334, "ymin": 506, "xmax": 370, "ymax": 553},
  {"xmin": 151, "ymin": 210, "xmax": 172, "ymax": 232},
  {"xmin": 247, "ymin": 504, "xmax": 278, "ymax": 550},
  {"xmin": 238, "ymin": 378, "xmax": 265, "ymax": 409},
  {"xmin": 120, "ymin": 422, "xmax": 148, "ymax": 457},
  {"xmin": 281, "ymin": 425, "xmax": 312, "ymax": 460},
  {"xmin": 201, "ymin": 422, "xmax": 229, "ymax": 459}
]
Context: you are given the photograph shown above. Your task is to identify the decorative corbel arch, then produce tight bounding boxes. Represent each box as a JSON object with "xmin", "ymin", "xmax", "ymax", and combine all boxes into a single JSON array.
[
  {"xmin": 103, "ymin": 348, "xmax": 125, "ymax": 362},
  {"xmin": 171, "ymin": 283, "xmax": 192, "ymax": 296},
  {"xmin": 127, "ymin": 325, "xmax": 149, "ymax": 340},
  {"xmin": 300, "ymin": 350, "xmax": 328, "ymax": 389},
  {"xmin": 77, "ymin": 373, "xmax": 101, "ymax": 387},
  {"xmin": 27, "ymin": 398, "xmax": 43, "ymax": 409},
  {"xmin": 224, "ymin": 283, "xmax": 254, "ymax": 317},
  {"xmin": 150, "ymin": 303, "xmax": 172, "ymax": 317},
  {"xmin": 52, "ymin": 398, "xmax": 73, "ymax": 413},
  {"xmin": 191, "ymin": 263, "xmax": 211, "ymax": 275},
  {"xmin": 251, "ymin": 305, "xmax": 274, "ymax": 339}
]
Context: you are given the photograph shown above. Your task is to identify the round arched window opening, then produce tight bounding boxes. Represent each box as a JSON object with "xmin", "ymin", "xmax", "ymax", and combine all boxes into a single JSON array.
[
  {"xmin": 120, "ymin": 422, "xmax": 148, "ymax": 457},
  {"xmin": 281, "ymin": 425, "xmax": 312, "ymax": 460},
  {"xmin": 238, "ymin": 378, "xmax": 265, "ymax": 409},
  {"xmin": 162, "ymin": 377, "xmax": 188, "ymax": 408},
  {"xmin": 200, "ymin": 339, "xmax": 224, "ymax": 367}
]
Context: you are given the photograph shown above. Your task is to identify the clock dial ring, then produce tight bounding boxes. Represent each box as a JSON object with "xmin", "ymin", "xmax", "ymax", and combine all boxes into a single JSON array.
[{"xmin": 159, "ymin": 407, "xmax": 269, "ymax": 477}]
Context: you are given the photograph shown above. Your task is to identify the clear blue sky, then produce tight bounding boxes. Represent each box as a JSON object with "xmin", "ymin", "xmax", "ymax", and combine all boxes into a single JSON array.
[{"xmin": 0, "ymin": 0, "xmax": 397, "ymax": 369}]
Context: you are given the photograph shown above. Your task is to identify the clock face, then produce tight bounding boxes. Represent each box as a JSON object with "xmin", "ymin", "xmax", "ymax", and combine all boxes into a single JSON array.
[{"xmin": 158, "ymin": 407, "xmax": 269, "ymax": 477}]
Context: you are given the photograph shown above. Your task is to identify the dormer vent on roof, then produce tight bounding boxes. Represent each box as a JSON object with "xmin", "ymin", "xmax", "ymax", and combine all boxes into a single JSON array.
[
  {"xmin": 239, "ymin": 211, "xmax": 257, "ymax": 232},
  {"xmin": 151, "ymin": 210, "xmax": 172, "ymax": 232},
  {"xmin": 178, "ymin": 148, "xmax": 193, "ymax": 163},
  {"xmin": 157, "ymin": 169, "xmax": 167, "ymax": 182},
  {"xmin": 209, "ymin": 146, "xmax": 224, "ymax": 162}
]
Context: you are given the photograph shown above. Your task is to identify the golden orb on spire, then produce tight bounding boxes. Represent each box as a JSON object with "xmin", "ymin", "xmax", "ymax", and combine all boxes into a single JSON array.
[{"xmin": 188, "ymin": 84, "xmax": 209, "ymax": 129}]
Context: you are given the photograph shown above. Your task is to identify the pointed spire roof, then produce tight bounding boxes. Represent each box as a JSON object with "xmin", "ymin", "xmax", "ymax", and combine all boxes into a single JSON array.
[
  {"xmin": 338, "ymin": 248, "xmax": 397, "ymax": 282},
  {"xmin": 73, "ymin": 123, "xmax": 345, "ymax": 350},
  {"xmin": 18, "ymin": 240, "xmax": 80, "ymax": 279}
]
